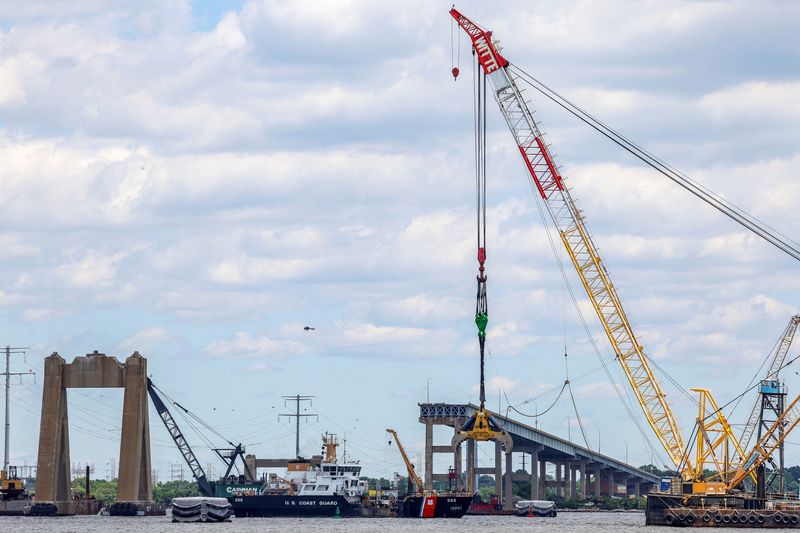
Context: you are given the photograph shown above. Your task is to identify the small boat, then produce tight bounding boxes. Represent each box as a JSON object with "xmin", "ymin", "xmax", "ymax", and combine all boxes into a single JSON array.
[{"xmin": 515, "ymin": 499, "xmax": 557, "ymax": 517}]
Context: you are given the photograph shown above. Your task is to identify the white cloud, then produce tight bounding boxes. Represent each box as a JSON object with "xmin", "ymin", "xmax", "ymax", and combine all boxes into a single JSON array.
[
  {"xmin": 56, "ymin": 250, "xmax": 126, "ymax": 288},
  {"xmin": 700, "ymin": 81, "xmax": 800, "ymax": 123},
  {"xmin": 20, "ymin": 307, "xmax": 65, "ymax": 322},
  {"xmin": 204, "ymin": 332, "xmax": 306, "ymax": 359},
  {"xmin": 116, "ymin": 326, "xmax": 178, "ymax": 354}
]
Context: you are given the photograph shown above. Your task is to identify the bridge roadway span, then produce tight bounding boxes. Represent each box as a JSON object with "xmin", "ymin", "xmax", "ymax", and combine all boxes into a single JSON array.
[{"xmin": 419, "ymin": 403, "xmax": 660, "ymax": 510}]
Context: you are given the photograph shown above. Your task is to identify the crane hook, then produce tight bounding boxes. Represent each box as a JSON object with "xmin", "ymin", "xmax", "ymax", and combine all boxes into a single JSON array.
[{"xmin": 452, "ymin": 67, "xmax": 460, "ymax": 80}]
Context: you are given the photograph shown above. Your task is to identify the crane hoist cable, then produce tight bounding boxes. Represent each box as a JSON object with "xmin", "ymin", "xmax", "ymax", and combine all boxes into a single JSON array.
[
  {"xmin": 562, "ymin": 348, "xmax": 594, "ymax": 452},
  {"xmin": 475, "ymin": 50, "xmax": 488, "ymax": 410}
]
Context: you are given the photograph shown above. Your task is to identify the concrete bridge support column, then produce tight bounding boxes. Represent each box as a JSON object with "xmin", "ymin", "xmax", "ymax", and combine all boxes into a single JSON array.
[
  {"xmin": 530, "ymin": 446, "xmax": 542, "ymax": 499},
  {"xmin": 578, "ymin": 461, "xmax": 587, "ymax": 500},
  {"xmin": 424, "ymin": 421, "xmax": 433, "ymax": 491},
  {"xmin": 594, "ymin": 465, "xmax": 601, "ymax": 499},
  {"xmin": 34, "ymin": 354, "xmax": 70, "ymax": 503},
  {"xmin": 116, "ymin": 353, "xmax": 152, "ymax": 503},
  {"xmin": 466, "ymin": 439, "xmax": 476, "ymax": 493},
  {"xmin": 494, "ymin": 441, "xmax": 502, "ymax": 501},
  {"xmin": 504, "ymin": 451, "xmax": 513, "ymax": 510},
  {"xmin": 539, "ymin": 458, "xmax": 547, "ymax": 498},
  {"xmin": 566, "ymin": 462, "xmax": 574, "ymax": 499},
  {"xmin": 618, "ymin": 475, "xmax": 630, "ymax": 496},
  {"xmin": 634, "ymin": 480, "xmax": 641, "ymax": 497},
  {"xmin": 453, "ymin": 434, "xmax": 462, "ymax": 491},
  {"xmin": 607, "ymin": 469, "xmax": 616, "ymax": 496},
  {"xmin": 555, "ymin": 462, "xmax": 563, "ymax": 497}
]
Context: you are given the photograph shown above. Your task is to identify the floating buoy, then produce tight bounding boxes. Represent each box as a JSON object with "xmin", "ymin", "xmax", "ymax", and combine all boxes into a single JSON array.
[{"xmin": 452, "ymin": 67, "xmax": 460, "ymax": 80}]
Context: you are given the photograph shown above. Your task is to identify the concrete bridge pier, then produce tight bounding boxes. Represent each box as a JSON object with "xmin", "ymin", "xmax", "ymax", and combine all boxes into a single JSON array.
[
  {"xmin": 504, "ymin": 451, "xmax": 513, "ymax": 510},
  {"xmin": 34, "ymin": 352, "xmax": 153, "ymax": 516}
]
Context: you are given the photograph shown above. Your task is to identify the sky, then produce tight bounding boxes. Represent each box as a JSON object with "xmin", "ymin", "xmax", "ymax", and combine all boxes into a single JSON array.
[{"xmin": 0, "ymin": 0, "xmax": 799, "ymax": 484}]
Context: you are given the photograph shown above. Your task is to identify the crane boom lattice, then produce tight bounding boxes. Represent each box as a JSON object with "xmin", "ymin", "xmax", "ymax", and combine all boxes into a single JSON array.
[
  {"xmin": 738, "ymin": 315, "xmax": 800, "ymax": 453},
  {"xmin": 386, "ymin": 429, "xmax": 423, "ymax": 494},
  {"xmin": 147, "ymin": 378, "xmax": 213, "ymax": 497},
  {"xmin": 729, "ymin": 393, "xmax": 800, "ymax": 490}
]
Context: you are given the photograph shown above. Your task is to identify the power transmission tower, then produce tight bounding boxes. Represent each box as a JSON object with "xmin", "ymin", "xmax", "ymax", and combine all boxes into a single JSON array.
[
  {"xmin": 106, "ymin": 458, "xmax": 117, "ymax": 480},
  {"xmin": 170, "ymin": 463, "xmax": 184, "ymax": 481},
  {"xmin": 280, "ymin": 395, "xmax": 317, "ymax": 458},
  {"xmin": 3, "ymin": 345, "xmax": 33, "ymax": 471}
]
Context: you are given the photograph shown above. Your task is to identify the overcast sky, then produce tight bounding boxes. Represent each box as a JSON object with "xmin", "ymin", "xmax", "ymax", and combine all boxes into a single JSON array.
[{"xmin": 1, "ymin": 0, "xmax": 798, "ymax": 482}]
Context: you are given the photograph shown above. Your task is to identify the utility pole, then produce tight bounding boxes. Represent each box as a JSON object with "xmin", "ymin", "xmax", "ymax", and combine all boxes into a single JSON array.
[
  {"xmin": 280, "ymin": 395, "xmax": 317, "ymax": 458},
  {"xmin": 3, "ymin": 345, "xmax": 32, "ymax": 472}
]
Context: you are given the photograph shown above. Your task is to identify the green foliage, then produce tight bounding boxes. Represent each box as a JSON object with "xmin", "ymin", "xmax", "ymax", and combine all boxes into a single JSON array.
[
  {"xmin": 477, "ymin": 474, "xmax": 495, "ymax": 488},
  {"xmin": 71, "ymin": 477, "xmax": 118, "ymax": 504},
  {"xmin": 70, "ymin": 478, "xmax": 200, "ymax": 505},
  {"xmin": 638, "ymin": 464, "xmax": 671, "ymax": 477},
  {"xmin": 477, "ymin": 486, "xmax": 496, "ymax": 501},
  {"xmin": 514, "ymin": 480, "xmax": 531, "ymax": 498},
  {"xmin": 153, "ymin": 480, "xmax": 200, "ymax": 504},
  {"xmin": 585, "ymin": 496, "xmax": 646, "ymax": 510},
  {"xmin": 785, "ymin": 466, "xmax": 800, "ymax": 494}
]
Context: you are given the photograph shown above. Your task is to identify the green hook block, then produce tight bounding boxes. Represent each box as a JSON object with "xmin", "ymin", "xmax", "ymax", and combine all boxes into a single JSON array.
[{"xmin": 475, "ymin": 312, "xmax": 488, "ymax": 338}]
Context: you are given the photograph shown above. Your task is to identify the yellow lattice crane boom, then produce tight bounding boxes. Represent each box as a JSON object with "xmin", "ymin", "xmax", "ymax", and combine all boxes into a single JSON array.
[
  {"xmin": 386, "ymin": 429, "xmax": 423, "ymax": 494},
  {"xmin": 690, "ymin": 388, "xmax": 754, "ymax": 490}
]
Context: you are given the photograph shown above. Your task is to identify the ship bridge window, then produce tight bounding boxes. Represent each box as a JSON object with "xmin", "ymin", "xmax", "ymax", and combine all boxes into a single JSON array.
[{"xmin": 315, "ymin": 485, "xmax": 329, "ymax": 491}]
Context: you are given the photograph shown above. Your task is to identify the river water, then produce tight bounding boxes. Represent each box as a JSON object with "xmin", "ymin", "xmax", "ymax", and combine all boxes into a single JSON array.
[{"xmin": 0, "ymin": 512, "xmax": 763, "ymax": 532}]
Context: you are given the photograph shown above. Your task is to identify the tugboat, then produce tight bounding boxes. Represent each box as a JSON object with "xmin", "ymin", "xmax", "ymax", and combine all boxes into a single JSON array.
[{"xmin": 386, "ymin": 429, "xmax": 473, "ymax": 518}]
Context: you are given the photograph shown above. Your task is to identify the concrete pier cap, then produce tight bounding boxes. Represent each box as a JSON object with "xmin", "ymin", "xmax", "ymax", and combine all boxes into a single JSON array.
[{"xmin": 33, "ymin": 350, "xmax": 153, "ymax": 515}]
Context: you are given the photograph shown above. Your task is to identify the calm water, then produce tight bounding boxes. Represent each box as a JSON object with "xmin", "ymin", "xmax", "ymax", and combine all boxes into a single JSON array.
[
  {"xmin": 0, "ymin": 512, "xmax": 763, "ymax": 532},
  {"xmin": 3, "ymin": 513, "xmax": 644, "ymax": 532}
]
